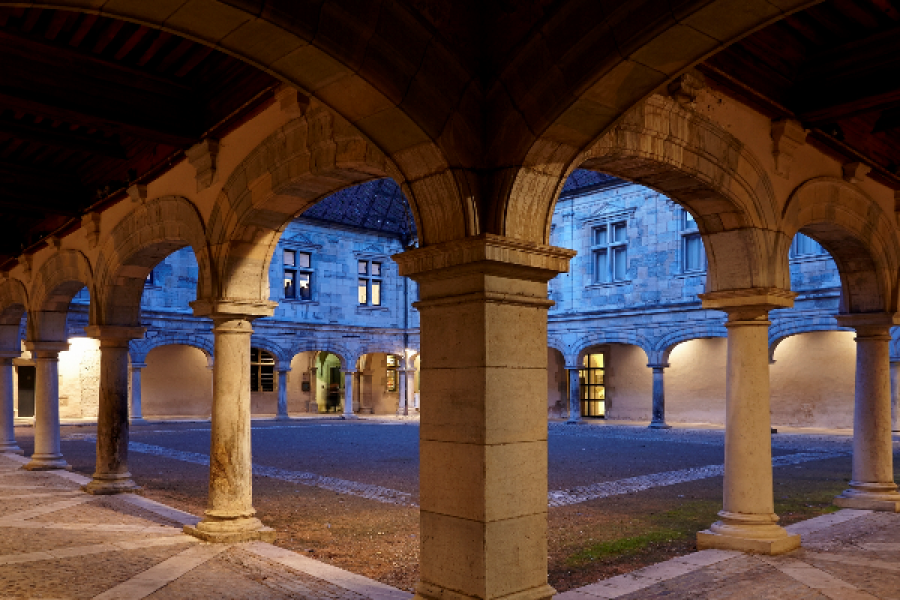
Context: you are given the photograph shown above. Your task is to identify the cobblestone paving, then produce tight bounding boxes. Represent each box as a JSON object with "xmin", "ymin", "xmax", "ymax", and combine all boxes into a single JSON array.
[{"xmin": 0, "ymin": 452, "xmax": 411, "ymax": 599}]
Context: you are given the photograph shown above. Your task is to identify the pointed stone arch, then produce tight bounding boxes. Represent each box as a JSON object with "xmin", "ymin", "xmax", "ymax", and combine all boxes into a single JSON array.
[
  {"xmin": 94, "ymin": 196, "xmax": 213, "ymax": 327},
  {"xmin": 782, "ymin": 177, "xmax": 900, "ymax": 314}
]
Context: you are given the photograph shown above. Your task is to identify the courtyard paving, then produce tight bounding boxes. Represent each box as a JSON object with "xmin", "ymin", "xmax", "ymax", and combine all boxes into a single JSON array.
[{"xmin": 0, "ymin": 419, "xmax": 897, "ymax": 597}]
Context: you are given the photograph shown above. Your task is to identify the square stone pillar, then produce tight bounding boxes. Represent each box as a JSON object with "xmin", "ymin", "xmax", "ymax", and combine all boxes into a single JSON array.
[
  {"xmin": 648, "ymin": 362, "xmax": 671, "ymax": 429},
  {"xmin": 276, "ymin": 368, "xmax": 290, "ymax": 420},
  {"xmin": 83, "ymin": 325, "xmax": 145, "ymax": 495},
  {"xmin": 129, "ymin": 362, "xmax": 146, "ymax": 424},
  {"xmin": 696, "ymin": 288, "xmax": 800, "ymax": 555},
  {"xmin": 395, "ymin": 234, "xmax": 574, "ymax": 600},
  {"xmin": 565, "ymin": 365, "xmax": 581, "ymax": 424},
  {"xmin": 834, "ymin": 313, "xmax": 900, "ymax": 511},
  {"xmin": 343, "ymin": 370, "xmax": 357, "ymax": 419},
  {"xmin": 397, "ymin": 367, "xmax": 408, "ymax": 416}
]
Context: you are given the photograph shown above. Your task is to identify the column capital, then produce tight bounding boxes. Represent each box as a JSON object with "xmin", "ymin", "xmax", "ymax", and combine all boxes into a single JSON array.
[
  {"xmin": 24, "ymin": 340, "xmax": 68, "ymax": 354},
  {"xmin": 84, "ymin": 325, "xmax": 146, "ymax": 344},
  {"xmin": 130, "ymin": 362, "xmax": 147, "ymax": 370},
  {"xmin": 191, "ymin": 298, "xmax": 276, "ymax": 319},
  {"xmin": 565, "ymin": 364, "xmax": 581, "ymax": 371},
  {"xmin": 835, "ymin": 312, "xmax": 900, "ymax": 333},
  {"xmin": 648, "ymin": 362, "xmax": 670, "ymax": 370},
  {"xmin": 700, "ymin": 288, "xmax": 796, "ymax": 316},
  {"xmin": 277, "ymin": 367, "xmax": 290, "ymax": 374},
  {"xmin": 393, "ymin": 234, "xmax": 576, "ymax": 283}
]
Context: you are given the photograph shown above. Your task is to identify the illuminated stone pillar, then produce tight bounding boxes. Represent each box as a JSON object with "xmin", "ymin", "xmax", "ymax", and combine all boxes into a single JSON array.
[
  {"xmin": 697, "ymin": 289, "xmax": 800, "ymax": 555},
  {"xmin": 23, "ymin": 341, "xmax": 69, "ymax": 471},
  {"xmin": 648, "ymin": 363, "xmax": 671, "ymax": 429},
  {"xmin": 566, "ymin": 366, "xmax": 581, "ymax": 424},
  {"xmin": 405, "ymin": 368, "xmax": 416, "ymax": 412},
  {"xmin": 129, "ymin": 362, "xmax": 146, "ymax": 424},
  {"xmin": 343, "ymin": 371, "xmax": 357, "ymax": 419},
  {"xmin": 397, "ymin": 367, "xmax": 408, "ymax": 416},
  {"xmin": 276, "ymin": 368, "xmax": 289, "ymax": 420},
  {"xmin": 83, "ymin": 326, "xmax": 144, "ymax": 495},
  {"xmin": 185, "ymin": 300, "xmax": 276, "ymax": 543},
  {"xmin": 891, "ymin": 360, "xmax": 900, "ymax": 431},
  {"xmin": 396, "ymin": 236, "xmax": 574, "ymax": 600},
  {"xmin": 0, "ymin": 354, "xmax": 22, "ymax": 454},
  {"xmin": 835, "ymin": 314, "xmax": 900, "ymax": 511}
]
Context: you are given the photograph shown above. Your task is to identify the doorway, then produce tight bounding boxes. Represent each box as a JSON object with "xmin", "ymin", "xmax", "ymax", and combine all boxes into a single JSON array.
[{"xmin": 579, "ymin": 351, "xmax": 606, "ymax": 417}]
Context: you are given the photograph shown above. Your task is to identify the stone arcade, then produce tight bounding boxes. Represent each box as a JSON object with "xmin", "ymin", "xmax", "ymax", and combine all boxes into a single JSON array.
[{"xmin": 1, "ymin": 3, "xmax": 900, "ymax": 599}]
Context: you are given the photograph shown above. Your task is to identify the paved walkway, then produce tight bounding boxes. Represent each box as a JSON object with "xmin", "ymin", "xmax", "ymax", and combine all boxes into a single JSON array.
[{"xmin": 1, "ymin": 442, "xmax": 900, "ymax": 599}]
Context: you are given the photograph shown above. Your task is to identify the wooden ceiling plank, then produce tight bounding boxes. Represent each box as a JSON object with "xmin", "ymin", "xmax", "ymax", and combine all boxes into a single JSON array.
[
  {"xmin": 68, "ymin": 13, "xmax": 98, "ymax": 49},
  {"xmin": 157, "ymin": 38, "xmax": 194, "ymax": 74},
  {"xmin": 20, "ymin": 8, "xmax": 42, "ymax": 34},
  {"xmin": 44, "ymin": 11, "xmax": 70, "ymax": 41},
  {"xmin": 0, "ymin": 117, "xmax": 126, "ymax": 159},
  {"xmin": 92, "ymin": 19, "xmax": 125, "ymax": 54},
  {"xmin": 175, "ymin": 45, "xmax": 215, "ymax": 77},
  {"xmin": 137, "ymin": 31, "xmax": 172, "ymax": 67},
  {"xmin": 114, "ymin": 25, "xmax": 150, "ymax": 61}
]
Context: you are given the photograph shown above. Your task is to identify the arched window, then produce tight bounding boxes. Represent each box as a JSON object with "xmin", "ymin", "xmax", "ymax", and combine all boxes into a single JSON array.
[{"xmin": 250, "ymin": 348, "xmax": 275, "ymax": 392}]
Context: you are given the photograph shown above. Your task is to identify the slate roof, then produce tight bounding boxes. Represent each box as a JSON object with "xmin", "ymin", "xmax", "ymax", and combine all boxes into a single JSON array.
[{"xmin": 301, "ymin": 179, "xmax": 416, "ymax": 241}]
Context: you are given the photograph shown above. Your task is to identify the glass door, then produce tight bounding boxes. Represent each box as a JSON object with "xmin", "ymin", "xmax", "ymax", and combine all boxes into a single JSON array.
[{"xmin": 579, "ymin": 352, "xmax": 606, "ymax": 417}]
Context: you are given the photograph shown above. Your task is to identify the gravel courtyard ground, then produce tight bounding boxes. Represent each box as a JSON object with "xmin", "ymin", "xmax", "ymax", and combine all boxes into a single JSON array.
[{"xmin": 11, "ymin": 419, "xmax": 883, "ymax": 594}]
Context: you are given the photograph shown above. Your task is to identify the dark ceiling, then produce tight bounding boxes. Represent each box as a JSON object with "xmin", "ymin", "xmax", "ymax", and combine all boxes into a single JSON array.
[
  {"xmin": 700, "ymin": 0, "xmax": 900, "ymax": 188},
  {"xmin": 0, "ymin": 7, "xmax": 278, "ymax": 262}
]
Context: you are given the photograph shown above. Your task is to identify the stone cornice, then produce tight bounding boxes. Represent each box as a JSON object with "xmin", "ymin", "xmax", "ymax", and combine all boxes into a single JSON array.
[
  {"xmin": 393, "ymin": 234, "xmax": 575, "ymax": 282},
  {"xmin": 190, "ymin": 298, "xmax": 277, "ymax": 319},
  {"xmin": 699, "ymin": 288, "xmax": 796, "ymax": 312}
]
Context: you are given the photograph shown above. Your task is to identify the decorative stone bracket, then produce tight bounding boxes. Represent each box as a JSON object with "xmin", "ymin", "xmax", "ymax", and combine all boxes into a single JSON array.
[
  {"xmin": 127, "ymin": 184, "xmax": 148, "ymax": 203},
  {"xmin": 771, "ymin": 119, "xmax": 807, "ymax": 179},
  {"xmin": 843, "ymin": 161, "xmax": 871, "ymax": 184},
  {"xmin": 17, "ymin": 255, "xmax": 31, "ymax": 281},
  {"xmin": 186, "ymin": 139, "xmax": 220, "ymax": 192},
  {"xmin": 82, "ymin": 213, "xmax": 101, "ymax": 249},
  {"xmin": 667, "ymin": 70, "xmax": 706, "ymax": 107},
  {"xmin": 275, "ymin": 85, "xmax": 309, "ymax": 118}
]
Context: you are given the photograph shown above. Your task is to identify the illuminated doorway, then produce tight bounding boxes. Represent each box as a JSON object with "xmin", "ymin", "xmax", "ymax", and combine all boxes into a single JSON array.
[{"xmin": 580, "ymin": 351, "xmax": 606, "ymax": 417}]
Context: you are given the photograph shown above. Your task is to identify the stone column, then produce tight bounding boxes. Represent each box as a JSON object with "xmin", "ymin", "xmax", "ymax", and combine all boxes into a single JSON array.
[
  {"xmin": 395, "ymin": 236, "xmax": 574, "ymax": 600},
  {"xmin": 405, "ymin": 368, "xmax": 416, "ymax": 412},
  {"xmin": 0, "ymin": 353, "xmax": 23, "ymax": 454},
  {"xmin": 696, "ymin": 289, "xmax": 800, "ymax": 555},
  {"xmin": 834, "ymin": 314, "xmax": 900, "ymax": 511},
  {"xmin": 397, "ymin": 367, "xmax": 408, "ymax": 416},
  {"xmin": 129, "ymin": 362, "xmax": 146, "ymax": 423},
  {"xmin": 184, "ymin": 300, "xmax": 276, "ymax": 543},
  {"xmin": 23, "ymin": 341, "xmax": 69, "ymax": 471},
  {"xmin": 276, "ymin": 368, "xmax": 289, "ymax": 420},
  {"xmin": 648, "ymin": 363, "xmax": 671, "ymax": 429},
  {"xmin": 566, "ymin": 366, "xmax": 581, "ymax": 424},
  {"xmin": 83, "ymin": 326, "xmax": 145, "ymax": 495},
  {"xmin": 343, "ymin": 371, "xmax": 357, "ymax": 419},
  {"xmin": 891, "ymin": 360, "xmax": 900, "ymax": 432}
]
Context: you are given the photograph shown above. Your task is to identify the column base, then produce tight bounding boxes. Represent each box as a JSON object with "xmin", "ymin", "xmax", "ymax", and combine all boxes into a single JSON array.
[
  {"xmin": 22, "ymin": 454, "xmax": 69, "ymax": 471},
  {"xmin": 0, "ymin": 442, "xmax": 24, "ymax": 455},
  {"xmin": 184, "ymin": 516, "xmax": 276, "ymax": 543},
  {"xmin": 834, "ymin": 482, "xmax": 900, "ymax": 512},
  {"xmin": 275, "ymin": 414, "xmax": 291, "ymax": 421},
  {"xmin": 565, "ymin": 419, "xmax": 585, "ymax": 425},
  {"xmin": 341, "ymin": 414, "xmax": 359, "ymax": 420},
  {"xmin": 697, "ymin": 511, "xmax": 800, "ymax": 555},
  {"xmin": 648, "ymin": 421, "xmax": 672, "ymax": 429},
  {"xmin": 414, "ymin": 581, "xmax": 556, "ymax": 600},
  {"xmin": 82, "ymin": 474, "xmax": 141, "ymax": 495},
  {"xmin": 129, "ymin": 418, "xmax": 148, "ymax": 425}
]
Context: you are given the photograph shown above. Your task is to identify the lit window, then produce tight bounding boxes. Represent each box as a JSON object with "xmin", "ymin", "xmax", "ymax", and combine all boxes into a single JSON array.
[
  {"xmin": 250, "ymin": 348, "xmax": 276, "ymax": 392},
  {"xmin": 145, "ymin": 270, "xmax": 155, "ymax": 286},
  {"xmin": 358, "ymin": 259, "xmax": 383, "ymax": 306},
  {"xmin": 682, "ymin": 209, "xmax": 705, "ymax": 273},
  {"xmin": 791, "ymin": 233, "xmax": 826, "ymax": 258},
  {"xmin": 386, "ymin": 355, "xmax": 398, "ymax": 392},
  {"xmin": 591, "ymin": 220, "xmax": 628, "ymax": 283},
  {"xmin": 284, "ymin": 250, "xmax": 312, "ymax": 300},
  {"xmin": 579, "ymin": 352, "xmax": 606, "ymax": 417}
]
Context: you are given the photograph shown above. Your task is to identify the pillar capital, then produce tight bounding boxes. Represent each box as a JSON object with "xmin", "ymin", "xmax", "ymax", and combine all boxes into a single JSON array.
[
  {"xmin": 85, "ymin": 325, "xmax": 146, "ymax": 345},
  {"xmin": 24, "ymin": 340, "xmax": 68, "ymax": 355},
  {"xmin": 647, "ymin": 362, "xmax": 670, "ymax": 370},
  {"xmin": 394, "ymin": 234, "xmax": 575, "ymax": 285},
  {"xmin": 190, "ymin": 298, "xmax": 277, "ymax": 320},
  {"xmin": 835, "ymin": 312, "xmax": 900, "ymax": 338},
  {"xmin": 130, "ymin": 362, "xmax": 147, "ymax": 370},
  {"xmin": 700, "ymin": 288, "xmax": 796, "ymax": 318}
]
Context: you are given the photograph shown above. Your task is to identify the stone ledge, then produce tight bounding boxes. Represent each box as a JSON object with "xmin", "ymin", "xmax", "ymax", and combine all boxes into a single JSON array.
[
  {"xmin": 835, "ymin": 495, "xmax": 900, "ymax": 512},
  {"xmin": 697, "ymin": 530, "xmax": 801, "ymax": 555},
  {"xmin": 183, "ymin": 524, "xmax": 276, "ymax": 543}
]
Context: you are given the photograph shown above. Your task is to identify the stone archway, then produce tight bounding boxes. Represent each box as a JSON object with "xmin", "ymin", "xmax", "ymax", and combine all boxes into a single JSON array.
[{"xmin": 28, "ymin": 250, "xmax": 93, "ymax": 342}]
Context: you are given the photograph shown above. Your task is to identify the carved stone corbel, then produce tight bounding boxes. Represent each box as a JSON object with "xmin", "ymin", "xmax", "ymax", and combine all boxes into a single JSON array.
[
  {"xmin": 127, "ymin": 183, "xmax": 148, "ymax": 203},
  {"xmin": 771, "ymin": 119, "xmax": 807, "ymax": 179},
  {"xmin": 186, "ymin": 138, "xmax": 220, "ymax": 192},
  {"xmin": 667, "ymin": 69, "xmax": 706, "ymax": 107},
  {"xmin": 82, "ymin": 213, "xmax": 101, "ymax": 249},
  {"xmin": 275, "ymin": 85, "xmax": 309, "ymax": 118},
  {"xmin": 843, "ymin": 161, "xmax": 871, "ymax": 184},
  {"xmin": 17, "ymin": 255, "xmax": 31, "ymax": 281}
]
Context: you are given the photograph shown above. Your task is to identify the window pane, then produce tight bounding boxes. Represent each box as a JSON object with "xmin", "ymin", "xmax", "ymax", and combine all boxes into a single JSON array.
[
  {"xmin": 387, "ymin": 355, "xmax": 397, "ymax": 366},
  {"xmin": 297, "ymin": 272, "xmax": 311, "ymax": 301},
  {"xmin": 793, "ymin": 233, "xmax": 823, "ymax": 257},
  {"xmin": 683, "ymin": 210, "xmax": 697, "ymax": 230},
  {"xmin": 284, "ymin": 250, "xmax": 295, "ymax": 267},
  {"xmin": 358, "ymin": 260, "xmax": 368, "ymax": 275},
  {"xmin": 593, "ymin": 226, "xmax": 607, "ymax": 246},
  {"xmin": 685, "ymin": 234, "xmax": 704, "ymax": 272},
  {"xmin": 594, "ymin": 249, "xmax": 608, "ymax": 283},
  {"xmin": 260, "ymin": 350, "xmax": 275, "ymax": 365},
  {"xmin": 284, "ymin": 270, "xmax": 296, "ymax": 298},
  {"xmin": 590, "ymin": 353, "xmax": 603, "ymax": 368},
  {"xmin": 261, "ymin": 364, "xmax": 274, "ymax": 392},
  {"xmin": 372, "ymin": 280, "xmax": 382, "ymax": 306},
  {"xmin": 386, "ymin": 368, "xmax": 397, "ymax": 391},
  {"xmin": 358, "ymin": 279, "xmax": 367, "ymax": 305},
  {"xmin": 613, "ymin": 247, "xmax": 627, "ymax": 280},
  {"xmin": 372, "ymin": 262, "xmax": 381, "ymax": 276},
  {"xmin": 612, "ymin": 222, "xmax": 627, "ymax": 242},
  {"xmin": 297, "ymin": 252, "xmax": 310, "ymax": 269},
  {"xmin": 251, "ymin": 348, "xmax": 259, "ymax": 363},
  {"xmin": 250, "ymin": 367, "xmax": 259, "ymax": 392}
]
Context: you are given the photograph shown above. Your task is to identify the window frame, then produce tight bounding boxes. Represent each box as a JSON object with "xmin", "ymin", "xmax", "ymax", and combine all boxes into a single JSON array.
[
  {"xmin": 579, "ymin": 350, "xmax": 607, "ymax": 418},
  {"xmin": 356, "ymin": 255, "xmax": 387, "ymax": 308},
  {"xmin": 790, "ymin": 232, "xmax": 828, "ymax": 260},
  {"xmin": 681, "ymin": 208, "xmax": 706, "ymax": 274},
  {"xmin": 586, "ymin": 210, "xmax": 633, "ymax": 286},
  {"xmin": 282, "ymin": 248, "xmax": 314, "ymax": 302},
  {"xmin": 250, "ymin": 348, "xmax": 276, "ymax": 393}
]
